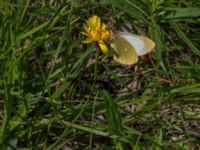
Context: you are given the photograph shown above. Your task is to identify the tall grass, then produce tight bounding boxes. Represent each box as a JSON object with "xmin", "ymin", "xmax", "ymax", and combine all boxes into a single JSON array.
[{"xmin": 0, "ymin": 0, "xmax": 200, "ymax": 149}]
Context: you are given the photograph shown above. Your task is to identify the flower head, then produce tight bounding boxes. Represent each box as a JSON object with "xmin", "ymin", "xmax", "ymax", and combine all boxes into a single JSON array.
[{"xmin": 81, "ymin": 15, "xmax": 110, "ymax": 54}]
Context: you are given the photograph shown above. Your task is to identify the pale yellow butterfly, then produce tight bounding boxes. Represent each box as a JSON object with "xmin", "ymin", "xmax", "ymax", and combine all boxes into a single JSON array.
[{"xmin": 112, "ymin": 32, "xmax": 155, "ymax": 65}]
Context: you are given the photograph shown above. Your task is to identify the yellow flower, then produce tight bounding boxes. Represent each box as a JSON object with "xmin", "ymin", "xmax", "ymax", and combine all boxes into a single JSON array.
[{"xmin": 81, "ymin": 15, "xmax": 110, "ymax": 54}]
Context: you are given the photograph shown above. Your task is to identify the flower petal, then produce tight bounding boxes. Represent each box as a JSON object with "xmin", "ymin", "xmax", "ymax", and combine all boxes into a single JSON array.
[
  {"xmin": 96, "ymin": 17, "xmax": 101, "ymax": 29},
  {"xmin": 83, "ymin": 24, "xmax": 90, "ymax": 33},
  {"xmin": 87, "ymin": 15, "xmax": 97, "ymax": 29},
  {"xmin": 101, "ymin": 31, "xmax": 110, "ymax": 40},
  {"xmin": 101, "ymin": 23, "xmax": 107, "ymax": 30},
  {"xmin": 81, "ymin": 31, "xmax": 91, "ymax": 37},
  {"xmin": 82, "ymin": 38, "xmax": 93, "ymax": 43},
  {"xmin": 91, "ymin": 15, "xmax": 97, "ymax": 25},
  {"xmin": 98, "ymin": 41, "xmax": 108, "ymax": 54}
]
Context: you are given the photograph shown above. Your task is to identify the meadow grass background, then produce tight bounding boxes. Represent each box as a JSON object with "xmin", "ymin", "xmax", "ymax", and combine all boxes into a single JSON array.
[{"xmin": 0, "ymin": 0, "xmax": 200, "ymax": 149}]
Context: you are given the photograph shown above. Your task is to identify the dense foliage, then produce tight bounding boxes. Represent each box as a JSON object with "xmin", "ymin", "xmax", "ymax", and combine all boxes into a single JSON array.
[{"xmin": 0, "ymin": 0, "xmax": 200, "ymax": 149}]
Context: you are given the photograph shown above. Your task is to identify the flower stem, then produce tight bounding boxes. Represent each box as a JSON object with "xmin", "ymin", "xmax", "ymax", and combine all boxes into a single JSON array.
[{"xmin": 94, "ymin": 47, "xmax": 99, "ymax": 80}]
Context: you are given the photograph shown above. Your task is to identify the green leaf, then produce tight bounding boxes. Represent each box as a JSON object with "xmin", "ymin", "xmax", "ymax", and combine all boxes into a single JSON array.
[
  {"xmin": 150, "ymin": 130, "xmax": 163, "ymax": 150},
  {"xmin": 103, "ymin": 91, "xmax": 123, "ymax": 135},
  {"xmin": 165, "ymin": 7, "xmax": 200, "ymax": 19},
  {"xmin": 169, "ymin": 20, "xmax": 200, "ymax": 56}
]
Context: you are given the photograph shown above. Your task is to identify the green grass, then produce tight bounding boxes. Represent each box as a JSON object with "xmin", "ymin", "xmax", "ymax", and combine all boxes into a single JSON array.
[{"xmin": 0, "ymin": 0, "xmax": 200, "ymax": 149}]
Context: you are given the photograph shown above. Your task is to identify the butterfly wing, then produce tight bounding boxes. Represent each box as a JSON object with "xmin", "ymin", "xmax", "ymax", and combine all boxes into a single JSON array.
[
  {"xmin": 118, "ymin": 32, "xmax": 155, "ymax": 56},
  {"xmin": 113, "ymin": 34, "xmax": 138, "ymax": 65}
]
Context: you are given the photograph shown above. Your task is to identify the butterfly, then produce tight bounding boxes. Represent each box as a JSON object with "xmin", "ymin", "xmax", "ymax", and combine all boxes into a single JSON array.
[{"xmin": 112, "ymin": 32, "xmax": 155, "ymax": 65}]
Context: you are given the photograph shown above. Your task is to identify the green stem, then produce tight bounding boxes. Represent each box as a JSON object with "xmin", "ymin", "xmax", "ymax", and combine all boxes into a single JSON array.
[
  {"xmin": 89, "ymin": 47, "xmax": 99, "ymax": 149},
  {"xmin": 94, "ymin": 48, "xmax": 99, "ymax": 80}
]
